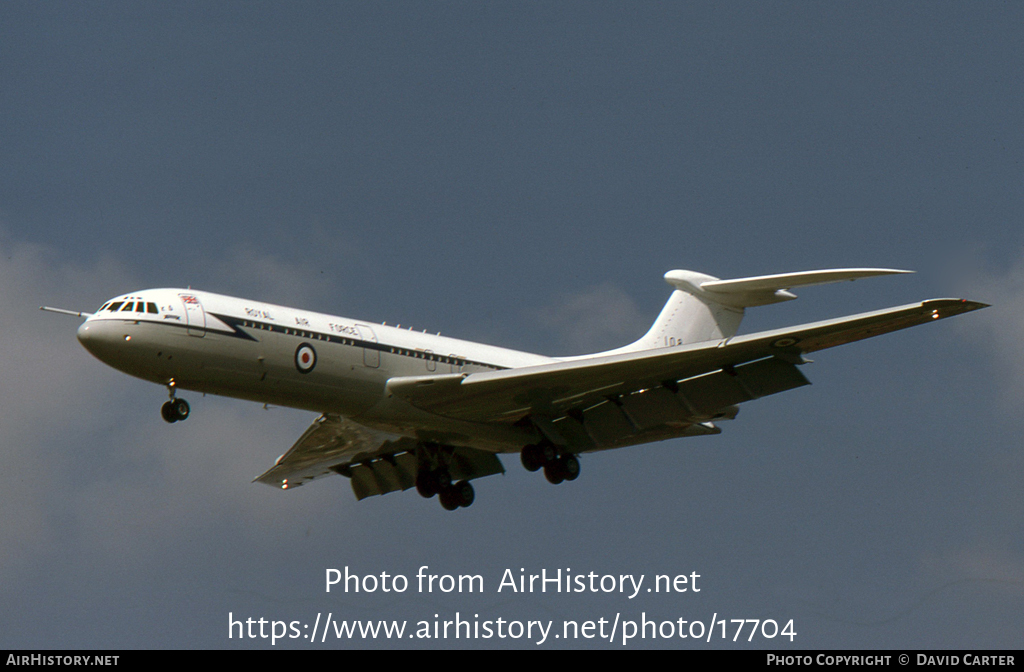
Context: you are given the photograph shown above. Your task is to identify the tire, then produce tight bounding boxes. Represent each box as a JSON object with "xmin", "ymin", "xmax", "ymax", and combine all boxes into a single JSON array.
[
  {"xmin": 562, "ymin": 455, "xmax": 580, "ymax": 481},
  {"xmin": 454, "ymin": 480, "xmax": 475, "ymax": 508},
  {"xmin": 161, "ymin": 401, "xmax": 177, "ymax": 423},
  {"xmin": 520, "ymin": 445, "xmax": 543, "ymax": 472},
  {"xmin": 415, "ymin": 471, "xmax": 438, "ymax": 498},
  {"xmin": 544, "ymin": 461, "xmax": 565, "ymax": 485},
  {"xmin": 439, "ymin": 487, "xmax": 460, "ymax": 511}
]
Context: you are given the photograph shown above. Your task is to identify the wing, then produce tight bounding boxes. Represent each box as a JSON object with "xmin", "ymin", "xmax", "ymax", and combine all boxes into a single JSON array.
[
  {"xmin": 386, "ymin": 299, "xmax": 987, "ymax": 445},
  {"xmin": 253, "ymin": 414, "xmax": 503, "ymax": 499}
]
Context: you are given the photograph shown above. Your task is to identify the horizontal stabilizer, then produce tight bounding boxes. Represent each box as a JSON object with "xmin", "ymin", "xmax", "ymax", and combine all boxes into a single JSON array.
[{"xmin": 667, "ymin": 268, "xmax": 913, "ymax": 308}]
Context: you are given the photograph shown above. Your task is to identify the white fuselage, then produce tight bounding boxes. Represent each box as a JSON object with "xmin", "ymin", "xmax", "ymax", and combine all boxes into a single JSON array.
[{"xmin": 76, "ymin": 289, "xmax": 554, "ymax": 451}]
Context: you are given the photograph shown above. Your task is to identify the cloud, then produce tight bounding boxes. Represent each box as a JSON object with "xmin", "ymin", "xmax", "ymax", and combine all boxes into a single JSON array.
[
  {"xmin": 0, "ymin": 236, "xmax": 337, "ymax": 581},
  {"xmin": 0, "ymin": 239, "xmax": 136, "ymax": 579},
  {"xmin": 957, "ymin": 256, "xmax": 1024, "ymax": 398},
  {"xmin": 69, "ymin": 401, "xmax": 320, "ymax": 567},
  {"xmin": 535, "ymin": 282, "xmax": 653, "ymax": 355},
  {"xmin": 200, "ymin": 246, "xmax": 338, "ymax": 311},
  {"xmin": 935, "ymin": 547, "xmax": 1024, "ymax": 586}
]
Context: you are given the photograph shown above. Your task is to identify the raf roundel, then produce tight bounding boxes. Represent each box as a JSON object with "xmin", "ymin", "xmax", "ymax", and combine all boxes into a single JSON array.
[{"xmin": 294, "ymin": 343, "xmax": 317, "ymax": 374}]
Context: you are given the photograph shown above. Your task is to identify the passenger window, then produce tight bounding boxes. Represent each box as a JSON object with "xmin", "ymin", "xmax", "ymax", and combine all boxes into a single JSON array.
[{"xmin": 147, "ymin": 303, "xmax": 158, "ymax": 314}]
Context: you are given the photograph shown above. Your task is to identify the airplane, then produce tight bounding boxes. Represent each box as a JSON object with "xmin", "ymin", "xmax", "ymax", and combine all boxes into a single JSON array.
[{"xmin": 43, "ymin": 267, "xmax": 987, "ymax": 511}]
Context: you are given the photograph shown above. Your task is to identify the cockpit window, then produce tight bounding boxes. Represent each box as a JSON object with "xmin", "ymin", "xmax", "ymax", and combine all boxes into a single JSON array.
[
  {"xmin": 99, "ymin": 302, "xmax": 111, "ymax": 311},
  {"xmin": 108, "ymin": 302, "xmax": 124, "ymax": 311},
  {"xmin": 147, "ymin": 302, "xmax": 158, "ymax": 314},
  {"xmin": 120, "ymin": 303, "xmax": 134, "ymax": 311}
]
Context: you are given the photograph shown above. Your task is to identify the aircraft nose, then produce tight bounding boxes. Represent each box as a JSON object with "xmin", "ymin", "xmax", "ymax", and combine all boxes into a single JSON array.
[
  {"xmin": 76, "ymin": 318, "xmax": 125, "ymax": 362},
  {"xmin": 76, "ymin": 320, "xmax": 91, "ymax": 343},
  {"xmin": 76, "ymin": 320, "xmax": 96, "ymax": 350},
  {"xmin": 76, "ymin": 319, "xmax": 110, "ymax": 357},
  {"xmin": 75, "ymin": 317, "xmax": 144, "ymax": 375}
]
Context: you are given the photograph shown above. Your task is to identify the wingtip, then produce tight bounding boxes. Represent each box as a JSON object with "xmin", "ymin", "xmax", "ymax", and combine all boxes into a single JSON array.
[
  {"xmin": 856, "ymin": 268, "xmax": 914, "ymax": 277},
  {"xmin": 947, "ymin": 298, "xmax": 990, "ymax": 310},
  {"xmin": 843, "ymin": 268, "xmax": 914, "ymax": 278},
  {"xmin": 922, "ymin": 298, "xmax": 991, "ymax": 316}
]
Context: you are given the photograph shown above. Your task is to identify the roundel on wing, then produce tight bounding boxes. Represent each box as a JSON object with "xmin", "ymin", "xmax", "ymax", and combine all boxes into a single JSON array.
[{"xmin": 294, "ymin": 343, "xmax": 317, "ymax": 374}]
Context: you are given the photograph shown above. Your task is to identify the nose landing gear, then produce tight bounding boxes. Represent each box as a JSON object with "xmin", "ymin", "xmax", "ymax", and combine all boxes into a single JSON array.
[{"xmin": 161, "ymin": 383, "xmax": 190, "ymax": 423}]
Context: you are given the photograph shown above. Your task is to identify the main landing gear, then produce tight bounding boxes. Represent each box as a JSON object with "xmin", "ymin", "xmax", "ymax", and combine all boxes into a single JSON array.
[
  {"xmin": 414, "ymin": 444, "xmax": 476, "ymax": 511},
  {"xmin": 520, "ymin": 443, "xmax": 580, "ymax": 484},
  {"xmin": 416, "ymin": 468, "xmax": 475, "ymax": 511},
  {"xmin": 160, "ymin": 384, "xmax": 190, "ymax": 423}
]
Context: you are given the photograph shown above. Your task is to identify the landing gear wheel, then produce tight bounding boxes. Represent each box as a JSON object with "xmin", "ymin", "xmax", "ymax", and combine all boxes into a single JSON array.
[
  {"xmin": 417, "ymin": 468, "xmax": 452, "ymax": 499},
  {"xmin": 544, "ymin": 461, "xmax": 565, "ymax": 484},
  {"xmin": 562, "ymin": 455, "xmax": 580, "ymax": 481},
  {"xmin": 416, "ymin": 471, "xmax": 439, "ymax": 498},
  {"xmin": 162, "ymin": 398, "xmax": 189, "ymax": 423},
  {"xmin": 439, "ymin": 486, "xmax": 460, "ymax": 511},
  {"xmin": 542, "ymin": 455, "xmax": 579, "ymax": 484},
  {"xmin": 171, "ymin": 398, "xmax": 190, "ymax": 421},
  {"xmin": 453, "ymin": 480, "xmax": 475, "ymax": 508},
  {"xmin": 521, "ymin": 445, "xmax": 544, "ymax": 472}
]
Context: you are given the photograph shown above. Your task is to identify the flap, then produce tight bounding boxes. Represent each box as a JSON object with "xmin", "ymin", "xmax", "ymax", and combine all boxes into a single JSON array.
[{"xmin": 253, "ymin": 414, "xmax": 417, "ymax": 490}]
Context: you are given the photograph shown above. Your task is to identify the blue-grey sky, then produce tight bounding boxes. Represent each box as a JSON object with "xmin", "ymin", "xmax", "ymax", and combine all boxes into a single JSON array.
[{"xmin": 1, "ymin": 2, "xmax": 1021, "ymax": 648}]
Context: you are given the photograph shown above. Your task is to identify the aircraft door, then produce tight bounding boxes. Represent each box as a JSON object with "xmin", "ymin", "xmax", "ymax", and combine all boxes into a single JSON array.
[
  {"xmin": 179, "ymin": 293, "xmax": 206, "ymax": 337},
  {"xmin": 356, "ymin": 325, "xmax": 380, "ymax": 368}
]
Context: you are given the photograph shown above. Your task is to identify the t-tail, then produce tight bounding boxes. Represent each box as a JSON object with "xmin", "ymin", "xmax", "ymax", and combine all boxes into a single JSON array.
[{"xmin": 607, "ymin": 268, "xmax": 913, "ymax": 354}]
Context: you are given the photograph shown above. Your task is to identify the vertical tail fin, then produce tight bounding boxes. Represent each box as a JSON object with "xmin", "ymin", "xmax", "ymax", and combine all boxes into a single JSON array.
[{"xmin": 612, "ymin": 268, "xmax": 912, "ymax": 353}]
